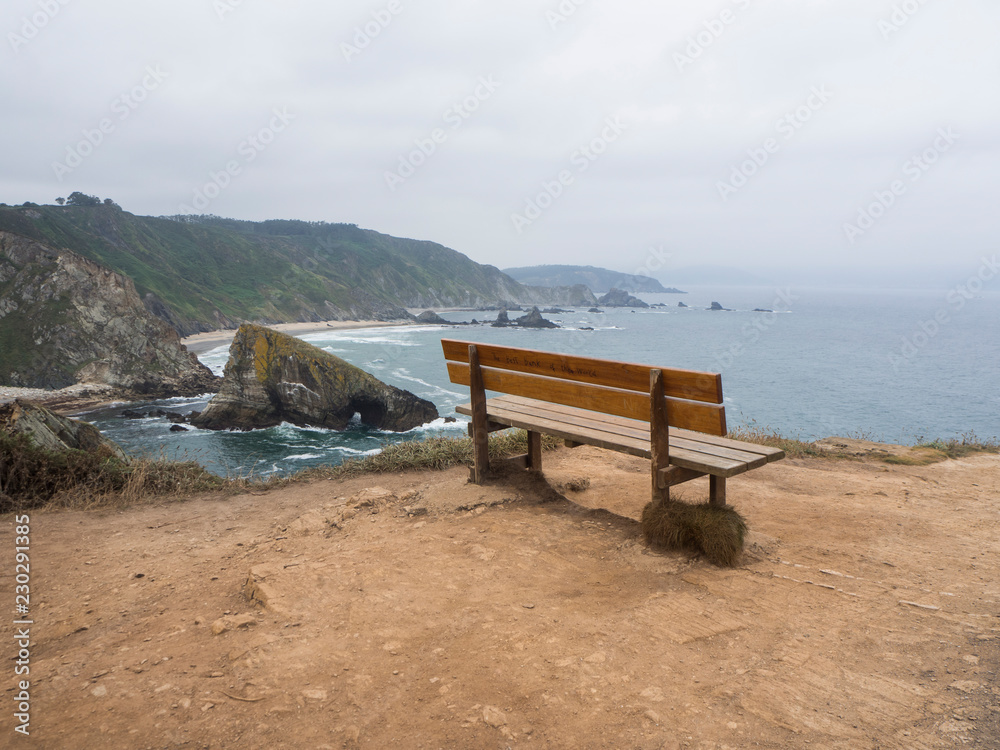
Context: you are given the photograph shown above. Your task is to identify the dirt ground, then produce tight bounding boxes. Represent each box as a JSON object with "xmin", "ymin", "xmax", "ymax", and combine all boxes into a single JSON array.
[{"xmin": 3, "ymin": 445, "xmax": 998, "ymax": 749}]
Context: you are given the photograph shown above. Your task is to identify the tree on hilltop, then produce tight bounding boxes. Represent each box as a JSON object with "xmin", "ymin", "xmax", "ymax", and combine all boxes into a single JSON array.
[{"xmin": 66, "ymin": 192, "xmax": 101, "ymax": 206}]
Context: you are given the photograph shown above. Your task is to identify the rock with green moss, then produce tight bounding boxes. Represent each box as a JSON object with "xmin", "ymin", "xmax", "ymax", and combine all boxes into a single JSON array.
[{"xmin": 192, "ymin": 324, "xmax": 439, "ymax": 432}]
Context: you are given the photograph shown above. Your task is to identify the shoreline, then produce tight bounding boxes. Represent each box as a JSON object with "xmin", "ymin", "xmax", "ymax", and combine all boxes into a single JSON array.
[
  {"xmin": 0, "ymin": 382, "xmax": 121, "ymax": 414},
  {"xmin": 181, "ymin": 319, "xmax": 410, "ymax": 354}
]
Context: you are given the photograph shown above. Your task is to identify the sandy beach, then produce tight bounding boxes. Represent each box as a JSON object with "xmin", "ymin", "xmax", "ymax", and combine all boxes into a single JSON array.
[{"xmin": 181, "ymin": 319, "xmax": 408, "ymax": 355}]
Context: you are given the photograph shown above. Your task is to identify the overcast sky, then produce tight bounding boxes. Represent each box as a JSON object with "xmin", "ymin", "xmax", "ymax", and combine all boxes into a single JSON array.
[{"xmin": 2, "ymin": 0, "xmax": 998, "ymax": 286}]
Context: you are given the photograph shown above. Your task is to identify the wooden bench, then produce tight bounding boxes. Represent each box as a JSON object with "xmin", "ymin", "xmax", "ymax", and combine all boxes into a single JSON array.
[{"xmin": 441, "ymin": 339, "xmax": 784, "ymax": 506}]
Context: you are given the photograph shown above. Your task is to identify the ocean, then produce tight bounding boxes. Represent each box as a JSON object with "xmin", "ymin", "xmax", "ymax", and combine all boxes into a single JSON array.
[{"xmin": 85, "ymin": 284, "xmax": 1000, "ymax": 477}]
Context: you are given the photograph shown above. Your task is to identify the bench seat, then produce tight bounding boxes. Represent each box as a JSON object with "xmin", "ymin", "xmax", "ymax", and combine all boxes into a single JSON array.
[{"xmin": 456, "ymin": 394, "xmax": 784, "ymax": 484}]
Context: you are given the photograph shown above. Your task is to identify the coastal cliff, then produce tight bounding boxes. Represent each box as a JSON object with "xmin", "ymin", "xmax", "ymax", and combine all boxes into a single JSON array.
[
  {"xmin": 0, "ymin": 231, "xmax": 218, "ymax": 395},
  {"xmin": 192, "ymin": 324, "xmax": 438, "ymax": 432},
  {"xmin": 0, "ymin": 204, "xmax": 593, "ymax": 335}
]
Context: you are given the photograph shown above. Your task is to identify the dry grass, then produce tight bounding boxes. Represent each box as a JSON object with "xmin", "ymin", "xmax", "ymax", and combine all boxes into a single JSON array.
[
  {"xmin": 727, "ymin": 422, "xmax": 825, "ymax": 459},
  {"xmin": 729, "ymin": 421, "xmax": 1000, "ymax": 463},
  {"xmin": 916, "ymin": 432, "xmax": 999, "ymax": 459},
  {"xmin": 640, "ymin": 499, "xmax": 748, "ymax": 567},
  {"xmin": 1, "ymin": 429, "xmax": 562, "ymax": 512},
  {"xmin": 297, "ymin": 430, "xmax": 561, "ymax": 481},
  {"xmin": 0, "ymin": 432, "xmax": 225, "ymax": 513}
]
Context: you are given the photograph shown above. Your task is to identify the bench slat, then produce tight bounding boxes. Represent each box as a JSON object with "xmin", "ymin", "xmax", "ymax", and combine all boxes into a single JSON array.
[
  {"xmin": 456, "ymin": 401, "xmax": 651, "ymax": 459},
  {"xmin": 456, "ymin": 400, "xmax": 751, "ymax": 478},
  {"xmin": 447, "ymin": 362, "xmax": 727, "ymax": 436},
  {"xmin": 488, "ymin": 395, "xmax": 769, "ymax": 469},
  {"xmin": 442, "ymin": 338, "xmax": 722, "ymax": 404},
  {"xmin": 497, "ymin": 395, "xmax": 783, "ymax": 463},
  {"xmin": 669, "ymin": 427, "xmax": 785, "ymax": 462}
]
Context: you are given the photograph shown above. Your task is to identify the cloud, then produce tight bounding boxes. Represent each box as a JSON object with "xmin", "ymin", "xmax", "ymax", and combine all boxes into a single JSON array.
[{"xmin": 2, "ymin": 0, "xmax": 998, "ymax": 282}]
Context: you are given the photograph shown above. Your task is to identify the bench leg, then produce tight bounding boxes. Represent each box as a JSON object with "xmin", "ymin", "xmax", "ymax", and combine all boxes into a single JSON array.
[
  {"xmin": 527, "ymin": 430, "xmax": 542, "ymax": 471},
  {"xmin": 649, "ymin": 368, "xmax": 670, "ymax": 507},
  {"xmin": 468, "ymin": 344, "xmax": 490, "ymax": 485},
  {"xmin": 652, "ymin": 479, "xmax": 669, "ymax": 507},
  {"xmin": 709, "ymin": 476, "xmax": 727, "ymax": 506}
]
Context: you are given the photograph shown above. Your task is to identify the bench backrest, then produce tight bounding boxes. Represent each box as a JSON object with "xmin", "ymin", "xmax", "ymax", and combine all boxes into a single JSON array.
[{"xmin": 441, "ymin": 339, "xmax": 727, "ymax": 436}]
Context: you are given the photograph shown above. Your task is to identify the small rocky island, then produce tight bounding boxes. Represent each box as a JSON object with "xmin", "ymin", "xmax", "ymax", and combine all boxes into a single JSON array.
[
  {"xmin": 597, "ymin": 288, "xmax": 649, "ymax": 308},
  {"xmin": 192, "ymin": 324, "xmax": 438, "ymax": 432},
  {"xmin": 491, "ymin": 306, "xmax": 559, "ymax": 328}
]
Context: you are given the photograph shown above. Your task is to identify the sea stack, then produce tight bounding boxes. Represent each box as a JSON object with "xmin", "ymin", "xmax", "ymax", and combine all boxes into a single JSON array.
[{"xmin": 192, "ymin": 324, "xmax": 438, "ymax": 432}]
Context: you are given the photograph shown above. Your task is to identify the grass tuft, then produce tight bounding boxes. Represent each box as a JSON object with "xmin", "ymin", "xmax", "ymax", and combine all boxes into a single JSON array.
[{"xmin": 640, "ymin": 499, "xmax": 748, "ymax": 567}]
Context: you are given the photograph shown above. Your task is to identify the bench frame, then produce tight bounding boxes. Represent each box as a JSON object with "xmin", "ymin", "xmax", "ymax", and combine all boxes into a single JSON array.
[{"xmin": 442, "ymin": 339, "xmax": 784, "ymax": 507}]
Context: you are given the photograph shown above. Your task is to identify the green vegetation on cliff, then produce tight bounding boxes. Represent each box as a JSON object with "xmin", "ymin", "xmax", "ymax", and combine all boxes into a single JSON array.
[{"xmin": 0, "ymin": 204, "xmax": 541, "ymax": 336}]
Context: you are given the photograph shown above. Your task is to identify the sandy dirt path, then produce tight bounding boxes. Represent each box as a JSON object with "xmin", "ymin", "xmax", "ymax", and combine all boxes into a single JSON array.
[{"xmin": 2, "ymin": 447, "xmax": 998, "ymax": 749}]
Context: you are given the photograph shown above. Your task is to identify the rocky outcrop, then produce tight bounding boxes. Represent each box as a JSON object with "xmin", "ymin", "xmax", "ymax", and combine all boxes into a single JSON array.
[
  {"xmin": 490, "ymin": 307, "xmax": 559, "ymax": 328},
  {"xmin": 0, "ymin": 399, "xmax": 126, "ymax": 459},
  {"xmin": 512, "ymin": 307, "xmax": 559, "ymax": 328},
  {"xmin": 191, "ymin": 325, "xmax": 438, "ymax": 432},
  {"xmin": 709, "ymin": 301, "xmax": 730, "ymax": 311},
  {"xmin": 415, "ymin": 310, "xmax": 468, "ymax": 325},
  {"xmin": 0, "ymin": 232, "xmax": 218, "ymax": 395},
  {"xmin": 596, "ymin": 288, "xmax": 649, "ymax": 308}
]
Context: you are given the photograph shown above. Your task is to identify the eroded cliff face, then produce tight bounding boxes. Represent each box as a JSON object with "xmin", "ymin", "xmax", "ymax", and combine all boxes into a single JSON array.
[
  {"xmin": 0, "ymin": 399, "xmax": 126, "ymax": 459},
  {"xmin": 0, "ymin": 231, "xmax": 218, "ymax": 395},
  {"xmin": 191, "ymin": 324, "xmax": 438, "ymax": 432}
]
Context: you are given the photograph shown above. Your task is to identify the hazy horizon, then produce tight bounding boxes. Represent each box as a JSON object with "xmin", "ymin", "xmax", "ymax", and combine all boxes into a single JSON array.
[{"xmin": 3, "ymin": 1, "xmax": 997, "ymax": 287}]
